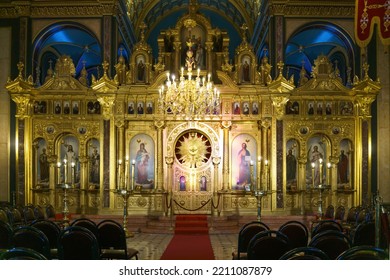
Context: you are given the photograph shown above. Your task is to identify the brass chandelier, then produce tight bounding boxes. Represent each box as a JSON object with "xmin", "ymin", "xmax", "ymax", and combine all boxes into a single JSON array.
[{"xmin": 158, "ymin": 22, "xmax": 220, "ymax": 119}]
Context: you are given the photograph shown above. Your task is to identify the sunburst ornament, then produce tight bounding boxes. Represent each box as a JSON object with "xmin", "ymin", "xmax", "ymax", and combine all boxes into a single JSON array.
[{"xmin": 175, "ymin": 132, "xmax": 211, "ymax": 168}]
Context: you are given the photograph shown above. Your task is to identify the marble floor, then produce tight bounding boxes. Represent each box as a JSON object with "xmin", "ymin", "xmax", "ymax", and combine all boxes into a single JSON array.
[{"xmin": 126, "ymin": 232, "xmax": 238, "ymax": 260}]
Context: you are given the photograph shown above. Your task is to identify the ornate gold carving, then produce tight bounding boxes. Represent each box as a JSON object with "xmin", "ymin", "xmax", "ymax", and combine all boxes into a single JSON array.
[
  {"xmin": 40, "ymin": 55, "xmax": 87, "ymax": 90},
  {"xmin": 97, "ymin": 95, "xmax": 116, "ymax": 120},
  {"xmin": 165, "ymin": 156, "xmax": 174, "ymax": 165},
  {"xmin": 268, "ymin": 61, "xmax": 295, "ymax": 93},
  {"xmin": 92, "ymin": 61, "xmax": 118, "ymax": 93},
  {"xmin": 270, "ymin": 3, "xmax": 354, "ymax": 17},
  {"xmin": 271, "ymin": 96, "xmax": 289, "ymax": 118},
  {"xmin": 5, "ymin": 62, "xmax": 34, "ymax": 94},
  {"xmin": 31, "ymin": 4, "xmax": 115, "ymax": 17},
  {"xmin": 11, "ymin": 95, "xmax": 30, "ymax": 118},
  {"xmin": 176, "ymin": 132, "xmax": 211, "ymax": 168},
  {"xmin": 357, "ymin": 96, "xmax": 376, "ymax": 117}
]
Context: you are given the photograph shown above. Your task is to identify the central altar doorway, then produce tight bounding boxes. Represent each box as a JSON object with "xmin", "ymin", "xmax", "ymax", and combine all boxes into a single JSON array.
[{"xmin": 166, "ymin": 123, "xmax": 220, "ymax": 215}]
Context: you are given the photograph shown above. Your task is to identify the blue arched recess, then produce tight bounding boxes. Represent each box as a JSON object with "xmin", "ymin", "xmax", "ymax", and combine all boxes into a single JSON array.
[
  {"xmin": 32, "ymin": 22, "xmax": 102, "ymax": 86},
  {"xmin": 285, "ymin": 22, "xmax": 356, "ymax": 87}
]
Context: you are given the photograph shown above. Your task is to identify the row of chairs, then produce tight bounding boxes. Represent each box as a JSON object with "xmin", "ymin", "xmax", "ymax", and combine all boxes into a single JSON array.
[
  {"xmin": 280, "ymin": 245, "xmax": 388, "ymax": 260},
  {"xmin": 0, "ymin": 218, "xmax": 139, "ymax": 260},
  {"xmin": 315, "ymin": 205, "xmax": 373, "ymax": 232},
  {"xmin": 232, "ymin": 220, "xmax": 308, "ymax": 260},
  {"xmin": 0, "ymin": 204, "xmax": 58, "ymax": 229},
  {"xmin": 232, "ymin": 219, "xmax": 385, "ymax": 260}
]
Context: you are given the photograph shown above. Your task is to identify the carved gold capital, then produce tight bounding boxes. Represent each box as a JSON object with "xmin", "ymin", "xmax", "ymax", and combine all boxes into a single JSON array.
[
  {"xmin": 154, "ymin": 120, "xmax": 165, "ymax": 129},
  {"xmin": 357, "ymin": 96, "xmax": 375, "ymax": 117},
  {"xmin": 165, "ymin": 156, "xmax": 174, "ymax": 165},
  {"xmin": 11, "ymin": 95, "xmax": 30, "ymax": 118},
  {"xmin": 221, "ymin": 120, "xmax": 232, "ymax": 129},
  {"xmin": 114, "ymin": 118, "xmax": 125, "ymax": 128},
  {"xmin": 260, "ymin": 118, "xmax": 272, "ymax": 129},
  {"xmin": 271, "ymin": 96, "xmax": 289, "ymax": 118},
  {"xmin": 212, "ymin": 156, "xmax": 221, "ymax": 165},
  {"xmin": 97, "ymin": 95, "xmax": 116, "ymax": 120}
]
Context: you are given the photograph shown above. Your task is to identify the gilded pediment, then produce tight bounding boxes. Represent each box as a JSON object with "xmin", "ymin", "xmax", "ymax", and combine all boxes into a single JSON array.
[
  {"xmin": 351, "ymin": 63, "xmax": 381, "ymax": 95},
  {"xmin": 293, "ymin": 54, "xmax": 350, "ymax": 95},
  {"xmin": 268, "ymin": 62, "xmax": 295, "ymax": 94},
  {"xmin": 5, "ymin": 62, "xmax": 34, "ymax": 93},
  {"xmin": 40, "ymin": 76, "xmax": 88, "ymax": 91},
  {"xmin": 39, "ymin": 55, "xmax": 88, "ymax": 91},
  {"xmin": 91, "ymin": 61, "xmax": 118, "ymax": 93}
]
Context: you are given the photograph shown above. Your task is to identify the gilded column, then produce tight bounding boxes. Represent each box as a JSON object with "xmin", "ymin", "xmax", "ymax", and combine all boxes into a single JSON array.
[
  {"xmin": 221, "ymin": 121, "xmax": 231, "ymax": 190},
  {"xmin": 260, "ymin": 119, "xmax": 271, "ymax": 189},
  {"xmin": 205, "ymin": 41, "xmax": 213, "ymax": 74},
  {"xmin": 212, "ymin": 156, "xmax": 221, "ymax": 216},
  {"xmin": 298, "ymin": 157, "xmax": 307, "ymax": 215},
  {"xmin": 173, "ymin": 41, "xmax": 182, "ymax": 76},
  {"xmin": 165, "ymin": 156, "xmax": 174, "ymax": 192},
  {"xmin": 155, "ymin": 120, "xmax": 165, "ymax": 191},
  {"xmin": 48, "ymin": 155, "xmax": 57, "ymax": 206},
  {"xmin": 78, "ymin": 156, "xmax": 88, "ymax": 215},
  {"xmin": 6, "ymin": 61, "xmax": 33, "ymax": 204},
  {"xmin": 115, "ymin": 119, "xmax": 125, "ymax": 181}
]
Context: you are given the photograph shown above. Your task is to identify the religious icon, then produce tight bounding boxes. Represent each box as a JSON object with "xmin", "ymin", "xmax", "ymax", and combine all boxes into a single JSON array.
[
  {"xmin": 54, "ymin": 101, "xmax": 62, "ymax": 114},
  {"xmin": 136, "ymin": 56, "xmax": 146, "ymax": 82},
  {"xmin": 233, "ymin": 102, "xmax": 241, "ymax": 115},
  {"xmin": 72, "ymin": 101, "xmax": 79, "ymax": 114},
  {"xmin": 89, "ymin": 144, "xmax": 100, "ymax": 186},
  {"xmin": 129, "ymin": 134, "xmax": 155, "ymax": 190},
  {"xmin": 128, "ymin": 102, "xmax": 135, "ymax": 114}
]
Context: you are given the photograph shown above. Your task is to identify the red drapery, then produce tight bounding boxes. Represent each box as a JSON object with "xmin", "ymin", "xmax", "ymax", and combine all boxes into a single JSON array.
[{"xmin": 355, "ymin": 0, "xmax": 390, "ymax": 46}]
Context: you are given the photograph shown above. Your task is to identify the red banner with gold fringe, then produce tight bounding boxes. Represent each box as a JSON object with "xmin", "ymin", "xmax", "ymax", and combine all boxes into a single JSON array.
[{"xmin": 355, "ymin": 0, "xmax": 390, "ymax": 46}]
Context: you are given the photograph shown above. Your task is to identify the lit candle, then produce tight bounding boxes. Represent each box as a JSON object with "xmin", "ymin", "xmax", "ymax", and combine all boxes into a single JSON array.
[
  {"xmin": 131, "ymin": 159, "xmax": 135, "ymax": 191},
  {"xmin": 311, "ymin": 162, "xmax": 315, "ymax": 187},
  {"xmin": 257, "ymin": 156, "xmax": 262, "ymax": 191},
  {"xmin": 327, "ymin": 163, "xmax": 331, "ymax": 186},
  {"xmin": 63, "ymin": 158, "xmax": 68, "ymax": 184},
  {"xmin": 117, "ymin": 159, "xmax": 122, "ymax": 189},
  {"xmin": 57, "ymin": 162, "xmax": 61, "ymax": 184},
  {"xmin": 319, "ymin": 158, "xmax": 323, "ymax": 186},
  {"xmin": 265, "ymin": 160, "xmax": 269, "ymax": 190},
  {"xmin": 250, "ymin": 160, "xmax": 254, "ymax": 192},
  {"xmin": 125, "ymin": 156, "xmax": 129, "ymax": 190},
  {"xmin": 71, "ymin": 161, "xmax": 75, "ymax": 184}
]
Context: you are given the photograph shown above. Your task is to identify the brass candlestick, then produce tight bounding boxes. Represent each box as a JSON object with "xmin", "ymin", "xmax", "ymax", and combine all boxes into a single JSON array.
[
  {"xmin": 116, "ymin": 188, "xmax": 133, "ymax": 238},
  {"xmin": 252, "ymin": 189, "xmax": 268, "ymax": 221}
]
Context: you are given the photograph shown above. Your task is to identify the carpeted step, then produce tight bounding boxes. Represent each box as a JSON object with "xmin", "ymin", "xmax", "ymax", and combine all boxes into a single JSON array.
[
  {"xmin": 175, "ymin": 215, "xmax": 208, "ymax": 221},
  {"xmin": 174, "ymin": 215, "xmax": 209, "ymax": 234},
  {"xmin": 175, "ymin": 220, "xmax": 208, "ymax": 227},
  {"xmin": 174, "ymin": 227, "xmax": 209, "ymax": 234}
]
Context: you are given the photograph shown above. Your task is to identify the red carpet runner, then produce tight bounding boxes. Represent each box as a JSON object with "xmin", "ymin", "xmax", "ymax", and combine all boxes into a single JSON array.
[{"xmin": 160, "ymin": 215, "xmax": 215, "ymax": 260}]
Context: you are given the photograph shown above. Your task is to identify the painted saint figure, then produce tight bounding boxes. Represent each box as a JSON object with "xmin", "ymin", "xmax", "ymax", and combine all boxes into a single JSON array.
[
  {"xmin": 89, "ymin": 148, "xmax": 100, "ymax": 184},
  {"xmin": 286, "ymin": 149, "xmax": 297, "ymax": 183},
  {"xmin": 137, "ymin": 59, "xmax": 145, "ymax": 82},
  {"xmin": 338, "ymin": 150, "xmax": 349, "ymax": 184},
  {"xmin": 39, "ymin": 148, "xmax": 50, "ymax": 182},
  {"xmin": 310, "ymin": 145, "xmax": 323, "ymax": 186},
  {"xmin": 237, "ymin": 143, "xmax": 251, "ymax": 187},
  {"xmin": 64, "ymin": 144, "xmax": 77, "ymax": 183},
  {"xmin": 135, "ymin": 143, "xmax": 150, "ymax": 184},
  {"xmin": 242, "ymin": 60, "xmax": 250, "ymax": 82}
]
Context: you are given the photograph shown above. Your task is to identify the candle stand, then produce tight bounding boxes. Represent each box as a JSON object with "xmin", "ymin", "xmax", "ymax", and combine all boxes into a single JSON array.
[
  {"xmin": 114, "ymin": 188, "xmax": 134, "ymax": 238},
  {"xmin": 58, "ymin": 183, "xmax": 73, "ymax": 227},
  {"xmin": 314, "ymin": 184, "xmax": 330, "ymax": 220},
  {"xmin": 252, "ymin": 189, "xmax": 269, "ymax": 221}
]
